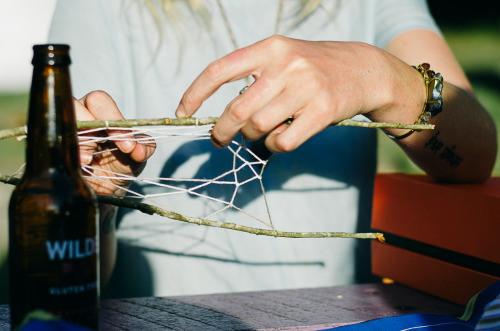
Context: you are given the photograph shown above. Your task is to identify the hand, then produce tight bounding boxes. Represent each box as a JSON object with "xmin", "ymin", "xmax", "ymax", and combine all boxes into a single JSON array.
[
  {"xmin": 176, "ymin": 35, "xmax": 422, "ymax": 152},
  {"xmin": 75, "ymin": 91, "xmax": 156, "ymax": 195}
]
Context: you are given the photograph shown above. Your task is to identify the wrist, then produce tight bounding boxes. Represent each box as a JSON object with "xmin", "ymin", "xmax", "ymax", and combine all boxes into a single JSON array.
[
  {"xmin": 387, "ymin": 63, "xmax": 443, "ymax": 140},
  {"xmin": 367, "ymin": 60, "xmax": 430, "ymax": 138}
]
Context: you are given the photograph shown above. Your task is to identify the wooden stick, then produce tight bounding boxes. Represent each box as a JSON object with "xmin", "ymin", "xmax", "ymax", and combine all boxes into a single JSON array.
[
  {"xmin": 0, "ymin": 172, "xmax": 384, "ymax": 242},
  {"xmin": 0, "ymin": 117, "xmax": 433, "ymax": 140}
]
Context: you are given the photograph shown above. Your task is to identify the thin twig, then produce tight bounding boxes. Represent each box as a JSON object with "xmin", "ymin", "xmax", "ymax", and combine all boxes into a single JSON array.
[
  {"xmin": 0, "ymin": 172, "xmax": 20, "ymax": 186},
  {"xmin": 0, "ymin": 126, "xmax": 27, "ymax": 140},
  {"xmin": 97, "ymin": 194, "xmax": 384, "ymax": 240},
  {"xmin": 0, "ymin": 172, "xmax": 384, "ymax": 241},
  {"xmin": 76, "ymin": 117, "xmax": 220, "ymax": 129},
  {"xmin": 0, "ymin": 117, "xmax": 433, "ymax": 140}
]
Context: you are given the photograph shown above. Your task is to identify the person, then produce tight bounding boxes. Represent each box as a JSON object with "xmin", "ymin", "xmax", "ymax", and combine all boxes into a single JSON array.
[{"xmin": 48, "ymin": 0, "xmax": 497, "ymax": 298}]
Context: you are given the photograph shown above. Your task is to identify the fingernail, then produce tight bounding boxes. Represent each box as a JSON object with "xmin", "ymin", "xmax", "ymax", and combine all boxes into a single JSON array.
[
  {"xmin": 80, "ymin": 151, "xmax": 92, "ymax": 165},
  {"xmin": 239, "ymin": 85, "xmax": 249, "ymax": 94},
  {"xmin": 210, "ymin": 134, "xmax": 229, "ymax": 149},
  {"xmin": 176, "ymin": 103, "xmax": 186, "ymax": 118},
  {"xmin": 118, "ymin": 140, "xmax": 135, "ymax": 153}
]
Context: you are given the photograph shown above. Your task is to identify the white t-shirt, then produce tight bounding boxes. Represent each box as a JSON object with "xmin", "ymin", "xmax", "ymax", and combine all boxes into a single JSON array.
[{"xmin": 49, "ymin": 0, "xmax": 439, "ymax": 298}]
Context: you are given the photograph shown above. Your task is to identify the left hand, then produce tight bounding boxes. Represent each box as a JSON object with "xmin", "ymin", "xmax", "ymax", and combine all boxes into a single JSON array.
[
  {"xmin": 75, "ymin": 91, "xmax": 156, "ymax": 195},
  {"xmin": 176, "ymin": 35, "xmax": 423, "ymax": 152}
]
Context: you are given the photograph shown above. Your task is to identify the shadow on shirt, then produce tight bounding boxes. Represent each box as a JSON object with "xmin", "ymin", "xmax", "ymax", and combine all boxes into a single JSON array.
[{"xmin": 105, "ymin": 126, "xmax": 379, "ymax": 299}]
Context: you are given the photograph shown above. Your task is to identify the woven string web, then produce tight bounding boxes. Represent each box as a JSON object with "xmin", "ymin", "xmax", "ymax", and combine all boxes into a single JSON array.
[
  {"xmin": 1, "ymin": 117, "xmax": 428, "ymax": 240},
  {"xmin": 78, "ymin": 123, "xmax": 275, "ymax": 230}
]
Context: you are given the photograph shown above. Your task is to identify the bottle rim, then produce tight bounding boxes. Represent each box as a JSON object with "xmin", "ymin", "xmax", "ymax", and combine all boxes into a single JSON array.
[{"xmin": 32, "ymin": 44, "xmax": 71, "ymax": 66}]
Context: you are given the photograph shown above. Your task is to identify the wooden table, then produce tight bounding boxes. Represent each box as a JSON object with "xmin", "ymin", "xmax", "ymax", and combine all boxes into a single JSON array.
[{"xmin": 0, "ymin": 283, "xmax": 464, "ymax": 330}]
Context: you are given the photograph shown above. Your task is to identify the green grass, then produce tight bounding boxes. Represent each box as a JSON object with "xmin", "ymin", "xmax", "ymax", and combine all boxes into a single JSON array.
[
  {"xmin": 443, "ymin": 28, "xmax": 500, "ymax": 74},
  {"xmin": 0, "ymin": 93, "xmax": 27, "ymax": 173},
  {"xmin": 0, "ymin": 93, "xmax": 28, "ymax": 124},
  {"xmin": 0, "ymin": 93, "xmax": 27, "ymax": 304}
]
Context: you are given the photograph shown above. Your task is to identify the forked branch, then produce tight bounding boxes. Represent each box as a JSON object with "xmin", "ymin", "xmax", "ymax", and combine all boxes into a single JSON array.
[{"xmin": 0, "ymin": 173, "xmax": 384, "ymax": 242}]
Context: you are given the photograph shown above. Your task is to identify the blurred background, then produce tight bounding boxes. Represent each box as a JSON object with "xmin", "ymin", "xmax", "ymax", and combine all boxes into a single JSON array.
[
  {"xmin": 0, "ymin": 0, "xmax": 58, "ymax": 304},
  {"xmin": 0, "ymin": 1, "xmax": 499, "ymax": 304}
]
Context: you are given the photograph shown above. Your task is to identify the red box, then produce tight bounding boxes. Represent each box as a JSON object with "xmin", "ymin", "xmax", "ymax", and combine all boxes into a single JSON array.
[{"xmin": 371, "ymin": 174, "xmax": 500, "ymax": 305}]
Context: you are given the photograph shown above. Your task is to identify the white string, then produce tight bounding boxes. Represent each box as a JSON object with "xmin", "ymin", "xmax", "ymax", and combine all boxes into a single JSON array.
[{"xmin": 79, "ymin": 125, "xmax": 274, "ymax": 229}]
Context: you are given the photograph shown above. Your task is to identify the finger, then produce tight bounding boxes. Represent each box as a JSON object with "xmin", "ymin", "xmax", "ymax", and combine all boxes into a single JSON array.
[
  {"xmin": 176, "ymin": 42, "xmax": 269, "ymax": 118},
  {"xmin": 80, "ymin": 91, "xmax": 135, "ymax": 153},
  {"xmin": 240, "ymin": 85, "xmax": 308, "ymax": 141},
  {"xmin": 210, "ymin": 75, "xmax": 286, "ymax": 147},
  {"xmin": 129, "ymin": 134, "xmax": 157, "ymax": 163},
  {"xmin": 74, "ymin": 97, "xmax": 98, "ymax": 121},
  {"xmin": 74, "ymin": 98, "xmax": 98, "ymax": 164},
  {"xmin": 265, "ymin": 108, "xmax": 326, "ymax": 153},
  {"xmin": 80, "ymin": 90, "xmax": 125, "ymax": 121},
  {"xmin": 79, "ymin": 149, "xmax": 93, "ymax": 165}
]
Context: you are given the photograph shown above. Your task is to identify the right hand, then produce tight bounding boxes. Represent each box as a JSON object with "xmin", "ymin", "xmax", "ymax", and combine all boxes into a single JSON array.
[
  {"xmin": 176, "ymin": 36, "xmax": 420, "ymax": 153},
  {"xmin": 74, "ymin": 91, "xmax": 156, "ymax": 196}
]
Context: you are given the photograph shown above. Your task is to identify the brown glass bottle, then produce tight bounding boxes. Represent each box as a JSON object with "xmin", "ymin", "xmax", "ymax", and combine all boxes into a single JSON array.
[{"xmin": 8, "ymin": 45, "xmax": 99, "ymax": 330}]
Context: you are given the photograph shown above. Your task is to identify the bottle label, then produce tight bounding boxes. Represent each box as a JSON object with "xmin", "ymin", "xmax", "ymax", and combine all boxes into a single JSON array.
[
  {"xmin": 49, "ymin": 280, "xmax": 98, "ymax": 296},
  {"xmin": 44, "ymin": 237, "xmax": 99, "ymax": 297},
  {"xmin": 45, "ymin": 237, "xmax": 97, "ymax": 260}
]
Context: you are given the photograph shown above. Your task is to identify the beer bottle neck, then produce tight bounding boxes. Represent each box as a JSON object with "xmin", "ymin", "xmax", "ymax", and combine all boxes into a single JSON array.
[{"xmin": 25, "ymin": 64, "xmax": 81, "ymax": 176}]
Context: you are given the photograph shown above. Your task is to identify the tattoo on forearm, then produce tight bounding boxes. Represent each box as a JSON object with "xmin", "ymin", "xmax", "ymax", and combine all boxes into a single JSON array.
[
  {"xmin": 424, "ymin": 131, "xmax": 444, "ymax": 153},
  {"xmin": 440, "ymin": 145, "xmax": 463, "ymax": 168},
  {"xmin": 424, "ymin": 131, "xmax": 463, "ymax": 168},
  {"xmin": 101, "ymin": 205, "xmax": 118, "ymax": 234}
]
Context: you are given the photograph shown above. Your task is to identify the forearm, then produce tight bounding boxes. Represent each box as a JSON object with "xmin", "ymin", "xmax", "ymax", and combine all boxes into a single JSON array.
[
  {"xmin": 372, "ymin": 30, "xmax": 498, "ymax": 183},
  {"xmin": 373, "ymin": 61, "xmax": 497, "ymax": 183},
  {"xmin": 398, "ymin": 83, "xmax": 496, "ymax": 182}
]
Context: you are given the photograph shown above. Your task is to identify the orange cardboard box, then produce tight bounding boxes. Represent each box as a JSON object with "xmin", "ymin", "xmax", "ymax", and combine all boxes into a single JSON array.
[{"xmin": 371, "ymin": 174, "xmax": 500, "ymax": 305}]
